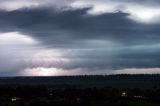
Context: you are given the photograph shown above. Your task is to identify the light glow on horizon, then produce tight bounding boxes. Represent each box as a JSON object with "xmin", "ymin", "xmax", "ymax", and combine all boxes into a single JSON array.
[{"xmin": 21, "ymin": 67, "xmax": 60, "ymax": 76}]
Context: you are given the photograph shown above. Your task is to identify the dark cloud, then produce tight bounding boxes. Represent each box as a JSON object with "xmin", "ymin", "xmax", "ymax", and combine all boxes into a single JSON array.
[
  {"xmin": 0, "ymin": 7, "xmax": 160, "ymax": 47},
  {"xmin": 0, "ymin": 6, "xmax": 160, "ymax": 75}
]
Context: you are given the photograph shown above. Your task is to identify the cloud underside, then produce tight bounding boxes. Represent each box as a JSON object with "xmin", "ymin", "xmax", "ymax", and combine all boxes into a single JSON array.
[{"xmin": 0, "ymin": 0, "xmax": 160, "ymax": 76}]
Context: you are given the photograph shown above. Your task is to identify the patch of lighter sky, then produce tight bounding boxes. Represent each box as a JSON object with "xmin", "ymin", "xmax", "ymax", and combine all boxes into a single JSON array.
[
  {"xmin": 113, "ymin": 68, "xmax": 160, "ymax": 74},
  {"xmin": 0, "ymin": 32, "xmax": 38, "ymax": 45},
  {"xmin": 70, "ymin": 1, "xmax": 160, "ymax": 23}
]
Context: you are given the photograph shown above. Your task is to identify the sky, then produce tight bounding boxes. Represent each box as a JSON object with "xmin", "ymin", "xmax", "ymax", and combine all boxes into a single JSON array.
[{"xmin": 1, "ymin": 0, "xmax": 160, "ymax": 76}]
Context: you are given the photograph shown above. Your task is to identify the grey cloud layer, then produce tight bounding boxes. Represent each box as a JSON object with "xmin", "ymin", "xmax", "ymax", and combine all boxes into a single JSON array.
[
  {"xmin": 0, "ymin": 7, "xmax": 160, "ymax": 46},
  {"xmin": 0, "ymin": 1, "xmax": 160, "ymax": 75}
]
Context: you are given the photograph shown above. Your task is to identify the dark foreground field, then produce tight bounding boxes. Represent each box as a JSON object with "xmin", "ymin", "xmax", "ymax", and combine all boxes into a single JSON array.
[{"xmin": 0, "ymin": 74, "xmax": 160, "ymax": 106}]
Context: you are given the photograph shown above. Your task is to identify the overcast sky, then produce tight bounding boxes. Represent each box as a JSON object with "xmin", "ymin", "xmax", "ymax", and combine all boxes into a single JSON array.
[{"xmin": 0, "ymin": 0, "xmax": 160, "ymax": 76}]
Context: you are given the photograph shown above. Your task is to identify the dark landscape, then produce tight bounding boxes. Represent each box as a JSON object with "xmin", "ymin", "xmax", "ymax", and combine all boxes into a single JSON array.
[{"xmin": 0, "ymin": 74, "xmax": 160, "ymax": 106}]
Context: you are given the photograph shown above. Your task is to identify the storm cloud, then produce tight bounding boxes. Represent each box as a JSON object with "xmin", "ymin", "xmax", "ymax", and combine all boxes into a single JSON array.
[{"xmin": 0, "ymin": 0, "xmax": 160, "ymax": 76}]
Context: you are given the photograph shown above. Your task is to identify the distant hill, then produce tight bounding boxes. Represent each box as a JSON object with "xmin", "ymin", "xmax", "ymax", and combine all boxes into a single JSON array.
[{"xmin": 0, "ymin": 74, "xmax": 160, "ymax": 89}]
